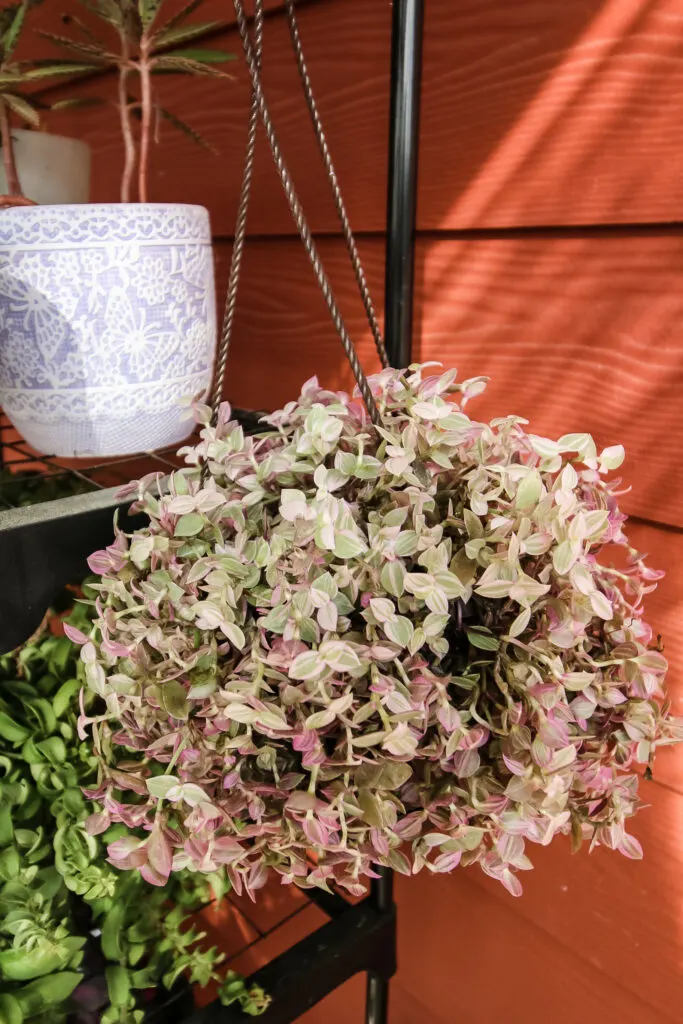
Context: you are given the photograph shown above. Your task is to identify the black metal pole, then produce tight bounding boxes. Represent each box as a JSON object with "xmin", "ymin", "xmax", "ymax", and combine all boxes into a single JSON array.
[
  {"xmin": 365, "ymin": 867, "xmax": 395, "ymax": 1024},
  {"xmin": 383, "ymin": 0, "xmax": 424, "ymax": 369},
  {"xmin": 367, "ymin": 10, "xmax": 426, "ymax": 1019}
]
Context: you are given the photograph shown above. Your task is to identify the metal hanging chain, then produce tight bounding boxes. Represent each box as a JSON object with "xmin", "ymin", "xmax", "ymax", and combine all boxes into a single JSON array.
[
  {"xmin": 232, "ymin": 0, "xmax": 381, "ymax": 427},
  {"xmin": 284, "ymin": 0, "xmax": 388, "ymax": 370},
  {"xmin": 210, "ymin": 2, "xmax": 264, "ymax": 421}
]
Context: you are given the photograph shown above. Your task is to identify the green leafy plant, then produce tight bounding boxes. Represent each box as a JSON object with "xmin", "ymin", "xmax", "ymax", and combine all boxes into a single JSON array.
[
  {"xmin": 0, "ymin": 594, "xmax": 269, "ymax": 1022},
  {"xmin": 0, "ymin": 0, "xmax": 94, "ymax": 200},
  {"xmin": 42, "ymin": 0, "xmax": 235, "ymax": 202},
  {"xmin": 73, "ymin": 364, "xmax": 681, "ymax": 901},
  {"xmin": 0, "ymin": 466, "xmax": 96, "ymax": 508}
]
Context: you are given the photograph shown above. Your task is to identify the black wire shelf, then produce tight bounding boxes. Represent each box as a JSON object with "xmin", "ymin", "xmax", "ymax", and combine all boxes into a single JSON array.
[{"xmin": 179, "ymin": 876, "xmax": 396, "ymax": 1024}]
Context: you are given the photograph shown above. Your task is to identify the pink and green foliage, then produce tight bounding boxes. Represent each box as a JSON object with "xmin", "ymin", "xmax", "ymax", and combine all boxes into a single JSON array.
[{"xmin": 73, "ymin": 364, "xmax": 681, "ymax": 899}]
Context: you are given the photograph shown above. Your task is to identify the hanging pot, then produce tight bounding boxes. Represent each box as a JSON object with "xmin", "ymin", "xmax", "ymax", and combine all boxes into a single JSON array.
[
  {"xmin": 0, "ymin": 131, "xmax": 91, "ymax": 205},
  {"xmin": 0, "ymin": 203, "xmax": 216, "ymax": 457}
]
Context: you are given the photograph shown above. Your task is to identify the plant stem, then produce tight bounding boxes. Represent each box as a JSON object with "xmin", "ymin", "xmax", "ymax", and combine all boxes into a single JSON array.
[
  {"xmin": 118, "ymin": 35, "xmax": 136, "ymax": 203},
  {"xmin": 0, "ymin": 99, "xmax": 21, "ymax": 197},
  {"xmin": 138, "ymin": 39, "xmax": 153, "ymax": 204}
]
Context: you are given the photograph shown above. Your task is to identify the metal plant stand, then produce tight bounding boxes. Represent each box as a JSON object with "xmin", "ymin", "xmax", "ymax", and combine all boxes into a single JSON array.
[{"xmin": 0, "ymin": 2, "xmax": 425, "ymax": 1020}]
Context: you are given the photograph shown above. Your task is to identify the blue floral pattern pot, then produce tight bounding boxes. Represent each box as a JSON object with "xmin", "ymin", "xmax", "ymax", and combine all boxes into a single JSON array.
[{"xmin": 0, "ymin": 203, "xmax": 216, "ymax": 457}]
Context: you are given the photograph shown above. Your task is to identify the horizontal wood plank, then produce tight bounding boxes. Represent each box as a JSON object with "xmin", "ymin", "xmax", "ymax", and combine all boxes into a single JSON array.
[
  {"xmin": 215, "ymin": 233, "xmax": 683, "ymax": 528},
  {"xmin": 44, "ymin": 0, "xmax": 683, "ymax": 230},
  {"xmin": 420, "ymin": 0, "xmax": 683, "ymax": 229},
  {"xmin": 463, "ymin": 780, "xmax": 683, "ymax": 1023},
  {"xmin": 393, "ymin": 854, "xmax": 677, "ymax": 1024}
]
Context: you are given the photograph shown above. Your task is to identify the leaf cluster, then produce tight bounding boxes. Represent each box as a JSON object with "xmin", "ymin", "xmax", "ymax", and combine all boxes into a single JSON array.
[
  {"xmin": 0, "ymin": 1, "xmax": 96, "ymax": 130},
  {"xmin": 40, "ymin": 0, "xmax": 235, "ymax": 150}
]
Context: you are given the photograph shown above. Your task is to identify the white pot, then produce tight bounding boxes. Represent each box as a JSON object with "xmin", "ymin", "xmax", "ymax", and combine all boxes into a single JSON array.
[
  {"xmin": 0, "ymin": 203, "xmax": 217, "ymax": 457},
  {"xmin": 0, "ymin": 131, "xmax": 91, "ymax": 205}
]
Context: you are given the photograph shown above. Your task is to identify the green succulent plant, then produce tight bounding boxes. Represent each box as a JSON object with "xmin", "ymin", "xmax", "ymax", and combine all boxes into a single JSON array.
[{"xmin": 0, "ymin": 590, "xmax": 268, "ymax": 1023}]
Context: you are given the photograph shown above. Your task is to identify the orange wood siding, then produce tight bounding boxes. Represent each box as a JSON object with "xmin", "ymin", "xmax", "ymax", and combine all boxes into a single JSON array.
[
  {"xmin": 213, "ymin": 236, "xmax": 683, "ymax": 528},
  {"xmin": 12, "ymin": 0, "xmax": 683, "ymax": 1020},
  {"xmin": 46, "ymin": 0, "xmax": 683, "ymax": 230}
]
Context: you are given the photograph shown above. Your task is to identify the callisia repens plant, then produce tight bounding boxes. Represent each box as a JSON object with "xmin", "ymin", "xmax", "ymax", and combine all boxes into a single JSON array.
[{"xmin": 70, "ymin": 364, "xmax": 681, "ymax": 899}]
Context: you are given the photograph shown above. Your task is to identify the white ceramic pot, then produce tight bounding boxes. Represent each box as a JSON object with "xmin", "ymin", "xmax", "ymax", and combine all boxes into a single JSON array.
[
  {"xmin": 0, "ymin": 131, "xmax": 91, "ymax": 205},
  {"xmin": 0, "ymin": 203, "xmax": 216, "ymax": 457}
]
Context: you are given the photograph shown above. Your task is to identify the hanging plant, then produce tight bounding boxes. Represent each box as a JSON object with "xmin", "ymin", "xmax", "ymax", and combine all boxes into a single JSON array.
[
  {"xmin": 71, "ymin": 366, "xmax": 682, "ymax": 899},
  {"xmin": 0, "ymin": 0, "xmax": 234, "ymax": 460}
]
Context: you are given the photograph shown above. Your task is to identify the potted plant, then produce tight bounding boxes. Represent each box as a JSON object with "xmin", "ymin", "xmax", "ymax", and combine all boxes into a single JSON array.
[
  {"xmin": 0, "ymin": 0, "xmax": 234, "ymax": 460},
  {"xmin": 0, "ymin": 590, "xmax": 269, "ymax": 1022},
  {"xmin": 66, "ymin": 366, "xmax": 681, "ymax": 900},
  {"xmin": 0, "ymin": 1, "xmax": 92, "ymax": 208}
]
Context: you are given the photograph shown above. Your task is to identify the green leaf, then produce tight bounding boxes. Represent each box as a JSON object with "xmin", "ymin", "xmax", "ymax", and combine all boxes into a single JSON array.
[
  {"xmin": 221, "ymin": 620, "xmax": 245, "ymax": 650},
  {"xmin": 0, "ymin": 992, "xmax": 23, "ymax": 1024},
  {"xmin": 515, "ymin": 469, "xmax": 543, "ymax": 511},
  {"xmin": 384, "ymin": 616, "xmax": 413, "ymax": 648},
  {"xmin": 23, "ymin": 62, "xmax": 99, "ymax": 79},
  {"xmin": 52, "ymin": 677, "xmax": 81, "ymax": 718},
  {"xmin": 78, "ymin": 0, "xmax": 125, "ymax": 30},
  {"xmin": 106, "ymin": 964, "xmax": 132, "ymax": 1007},
  {"xmin": 174, "ymin": 513, "xmax": 205, "ymax": 536},
  {"xmin": 0, "ymin": 804, "xmax": 14, "ymax": 846},
  {"xmin": 138, "ymin": 0, "xmax": 163, "ymax": 29},
  {"xmin": 146, "ymin": 774, "xmax": 179, "ymax": 799},
  {"xmin": 153, "ymin": 21, "xmax": 224, "ymax": 48},
  {"xmin": 15, "ymin": 972, "xmax": 81, "ymax": 1015},
  {"xmin": 333, "ymin": 530, "xmax": 366, "ymax": 560},
  {"xmin": 0, "ymin": 711, "xmax": 29, "ymax": 745},
  {"xmin": 159, "ymin": 0, "xmax": 204, "ymax": 31},
  {"xmin": 37, "ymin": 30, "xmax": 115, "ymax": 62},
  {"xmin": 0, "ymin": 945, "xmax": 66, "ymax": 981},
  {"xmin": 101, "ymin": 902, "xmax": 126, "ymax": 961},
  {"xmin": 380, "ymin": 560, "xmax": 405, "ymax": 598},
  {"xmin": 35, "ymin": 735, "xmax": 67, "ymax": 765},
  {"xmin": 162, "ymin": 47, "xmax": 235, "ymax": 63},
  {"xmin": 507, "ymin": 605, "xmax": 531, "ymax": 638},
  {"xmin": 393, "ymin": 531, "xmax": 419, "ymax": 557},
  {"xmin": 355, "ymin": 761, "xmax": 412, "ymax": 791},
  {"xmin": 159, "ymin": 679, "xmax": 190, "ymax": 720},
  {"xmin": 0, "ymin": 845, "xmax": 20, "ymax": 881},
  {"xmin": 552, "ymin": 539, "xmax": 576, "ymax": 576},
  {"xmin": 152, "ymin": 54, "xmax": 231, "ymax": 76},
  {"xmin": 2, "ymin": 3, "xmax": 27, "ymax": 61},
  {"xmin": 157, "ymin": 104, "xmax": 215, "ymax": 151},
  {"xmin": 466, "ymin": 628, "xmax": 500, "ymax": 652},
  {"xmin": 289, "ymin": 651, "xmax": 324, "ymax": 681}
]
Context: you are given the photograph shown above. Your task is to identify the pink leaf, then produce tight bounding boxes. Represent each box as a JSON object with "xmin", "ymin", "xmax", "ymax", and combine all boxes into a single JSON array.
[
  {"xmin": 63, "ymin": 624, "xmax": 89, "ymax": 645},
  {"xmin": 619, "ymin": 833, "xmax": 644, "ymax": 860}
]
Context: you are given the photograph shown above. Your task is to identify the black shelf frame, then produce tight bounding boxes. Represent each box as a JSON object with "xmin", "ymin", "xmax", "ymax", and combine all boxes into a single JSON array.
[{"xmin": 0, "ymin": 1, "xmax": 424, "ymax": 1020}]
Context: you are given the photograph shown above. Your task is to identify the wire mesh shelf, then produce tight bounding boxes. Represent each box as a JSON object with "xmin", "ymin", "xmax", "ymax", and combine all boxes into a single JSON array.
[
  {"xmin": 0, "ymin": 410, "xmax": 265, "ymax": 514},
  {"xmin": 0, "ymin": 409, "xmax": 265, "ymax": 653}
]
